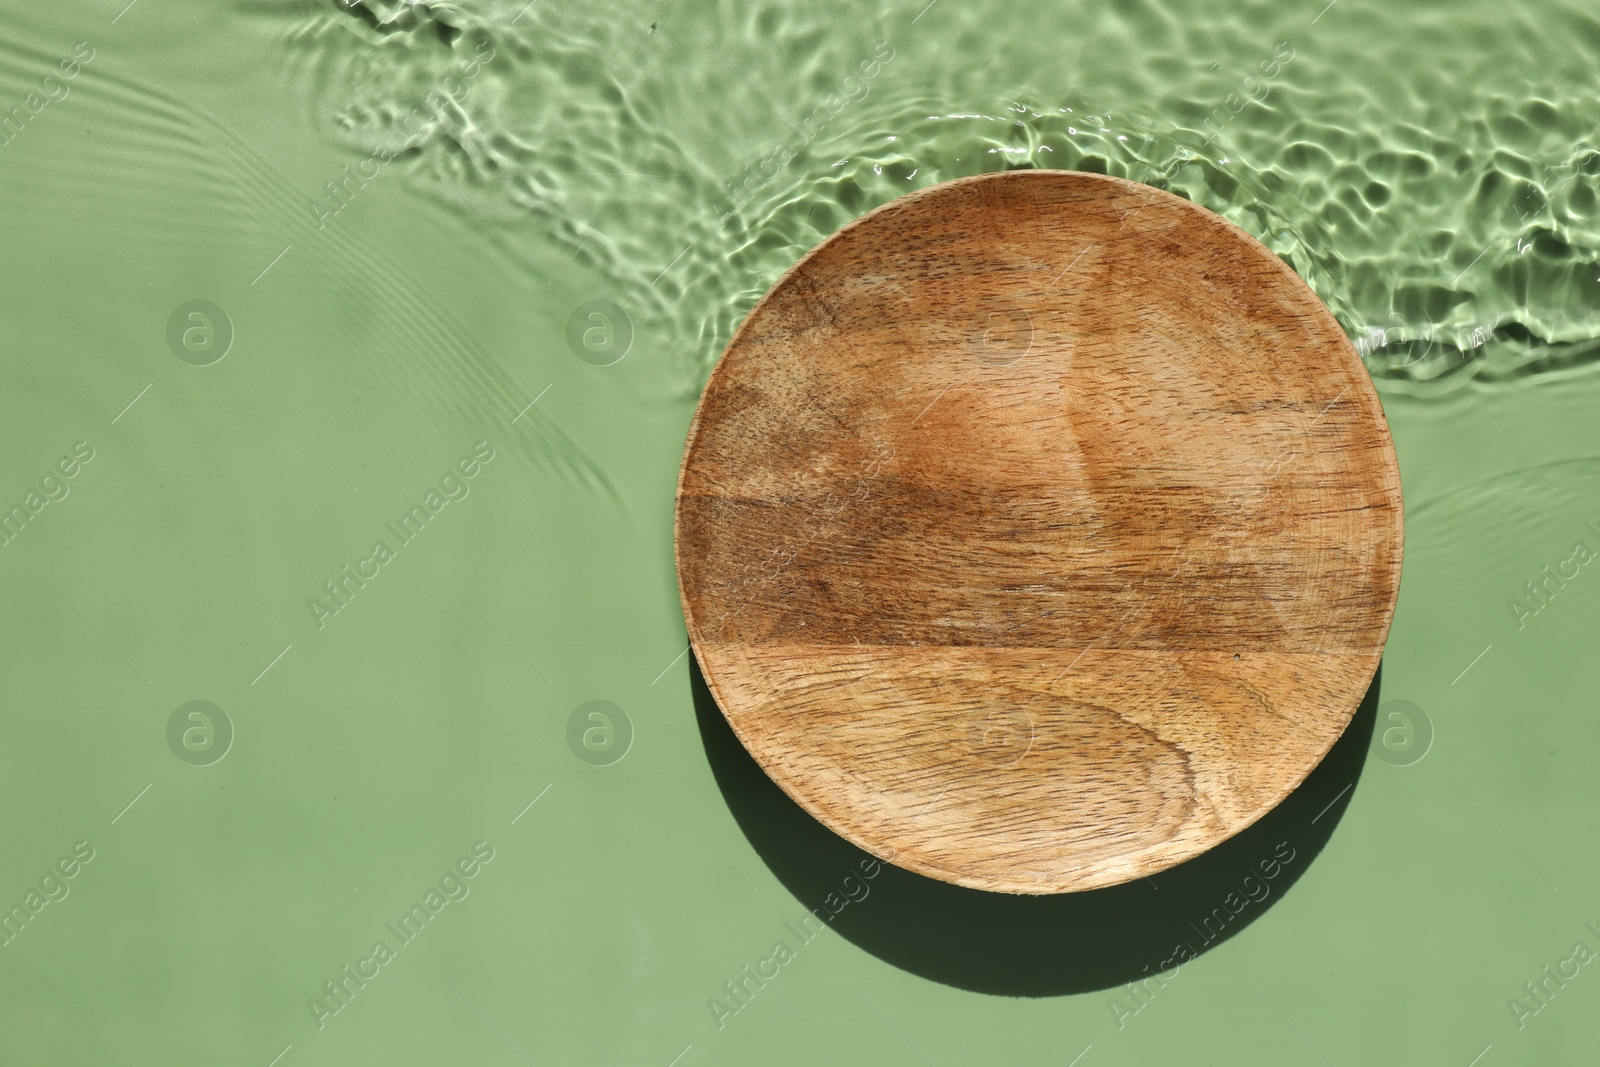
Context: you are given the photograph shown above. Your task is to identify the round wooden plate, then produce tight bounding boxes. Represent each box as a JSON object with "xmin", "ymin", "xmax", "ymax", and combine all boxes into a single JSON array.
[{"xmin": 674, "ymin": 170, "xmax": 1402, "ymax": 894}]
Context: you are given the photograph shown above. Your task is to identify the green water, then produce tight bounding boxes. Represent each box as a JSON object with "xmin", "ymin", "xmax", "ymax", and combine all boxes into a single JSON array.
[{"xmin": 1, "ymin": 0, "xmax": 1598, "ymax": 1063}]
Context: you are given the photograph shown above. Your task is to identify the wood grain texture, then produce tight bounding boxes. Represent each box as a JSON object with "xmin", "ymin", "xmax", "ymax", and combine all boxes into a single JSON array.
[{"xmin": 674, "ymin": 170, "xmax": 1402, "ymax": 894}]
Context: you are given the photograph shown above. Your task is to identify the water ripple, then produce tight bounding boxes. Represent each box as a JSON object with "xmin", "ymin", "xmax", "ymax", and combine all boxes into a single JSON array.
[{"xmin": 285, "ymin": 0, "xmax": 1600, "ymax": 400}]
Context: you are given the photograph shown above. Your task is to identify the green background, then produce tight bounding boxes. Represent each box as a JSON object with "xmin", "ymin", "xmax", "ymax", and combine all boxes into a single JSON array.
[{"xmin": 1, "ymin": 0, "xmax": 1597, "ymax": 1063}]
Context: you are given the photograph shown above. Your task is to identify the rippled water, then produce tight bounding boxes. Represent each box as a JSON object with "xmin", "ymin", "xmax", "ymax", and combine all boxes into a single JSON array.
[
  {"xmin": 2, "ymin": 0, "xmax": 1598, "ymax": 1063},
  {"xmin": 293, "ymin": 0, "xmax": 1600, "ymax": 392}
]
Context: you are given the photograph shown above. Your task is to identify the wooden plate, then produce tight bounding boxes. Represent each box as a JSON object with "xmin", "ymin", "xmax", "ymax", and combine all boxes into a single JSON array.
[{"xmin": 673, "ymin": 170, "xmax": 1402, "ymax": 894}]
